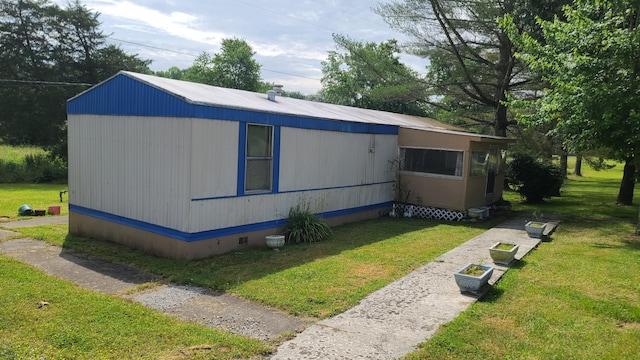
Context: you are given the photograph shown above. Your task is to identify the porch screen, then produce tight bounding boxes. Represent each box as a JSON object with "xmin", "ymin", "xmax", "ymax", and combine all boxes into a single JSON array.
[
  {"xmin": 400, "ymin": 148, "xmax": 463, "ymax": 177},
  {"xmin": 245, "ymin": 124, "xmax": 273, "ymax": 191}
]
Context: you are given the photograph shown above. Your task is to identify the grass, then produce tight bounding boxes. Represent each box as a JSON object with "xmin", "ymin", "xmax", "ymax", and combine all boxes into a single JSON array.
[
  {"xmin": 0, "ymin": 184, "xmax": 68, "ymax": 219},
  {"xmin": 405, "ymin": 161, "xmax": 640, "ymax": 359},
  {"xmin": 0, "ymin": 144, "xmax": 67, "ymax": 183},
  {"xmin": 0, "ymin": 257, "xmax": 270, "ymax": 359},
  {"xmin": 14, "ymin": 218, "xmax": 500, "ymax": 318},
  {"xmin": 0, "ymin": 144, "xmax": 46, "ymax": 162},
  {"xmin": 1, "ymin": 157, "xmax": 639, "ymax": 358}
]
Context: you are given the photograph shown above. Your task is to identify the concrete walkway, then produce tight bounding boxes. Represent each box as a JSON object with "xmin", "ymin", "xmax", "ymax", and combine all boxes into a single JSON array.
[
  {"xmin": 1, "ymin": 216, "xmax": 548, "ymax": 358},
  {"xmin": 272, "ymin": 218, "xmax": 543, "ymax": 359},
  {"xmin": 0, "ymin": 221, "xmax": 310, "ymax": 341},
  {"xmin": 0, "ymin": 215, "xmax": 69, "ymax": 228}
]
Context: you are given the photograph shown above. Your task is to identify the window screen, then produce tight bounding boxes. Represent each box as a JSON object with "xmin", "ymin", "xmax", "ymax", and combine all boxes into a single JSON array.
[
  {"xmin": 245, "ymin": 124, "xmax": 273, "ymax": 191},
  {"xmin": 401, "ymin": 148, "xmax": 463, "ymax": 177}
]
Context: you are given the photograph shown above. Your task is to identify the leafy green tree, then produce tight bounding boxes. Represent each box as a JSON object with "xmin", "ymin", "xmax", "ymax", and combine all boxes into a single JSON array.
[
  {"xmin": 154, "ymin": 66, "xmax": 186, "ymax": 80},
  {"xmin": 183, "ymin": 52, "xmax": 215, "ymax": 84},
  {"xmin": 212, "ymin": 38, "xmax": 261, "ymax": 91},
  {"xmin": 320, "ymin": 35, "xmax": 429, "ymax": 116},
  {"xmin": 375, "ymin": 0, "xmax": 570, "ymax": 136},
  {"xmin": 0, "ymin": 0, "xmax": 150, "ymax": 155},
  {"xmin": 502, "ymin": 0, "xmax": 640, "ymax": 205},
  {"xmin": 184, "ymin": 38, "xmax": 262, "ymax": 91}
]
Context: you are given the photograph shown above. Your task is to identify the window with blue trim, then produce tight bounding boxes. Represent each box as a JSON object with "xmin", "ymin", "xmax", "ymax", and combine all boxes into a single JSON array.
[{"xmin": 245, "ymin": 124, "xmax": 273, "ymax": 192}]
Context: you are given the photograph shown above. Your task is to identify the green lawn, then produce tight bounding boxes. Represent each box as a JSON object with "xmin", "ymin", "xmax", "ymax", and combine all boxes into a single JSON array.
[
  {"xmin": 1, "ymin": 159, "xmax": 639, "ymax": 358},
  {"xmin": 14, "ymin": 218, "xmax": 501, "ymax": 319},
  {"xmin": 406, "ymin": 162, "xmax": 640, "ymax": 359},
  {"xmin": 0, "ymin": 257, "xmax": 270, "ymax": 359},
  {"xmin": 0, "ymin": 183, "xmax": 68, "ymax": 219}
]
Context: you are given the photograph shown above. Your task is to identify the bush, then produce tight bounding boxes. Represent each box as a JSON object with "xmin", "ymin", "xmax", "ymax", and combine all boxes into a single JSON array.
[
  {"xmin": 507, "ymin": 152, "xmax": 563, "ymax": 203},
  {"xmin": 285, "ymin": 204, "xmax": 332, "ymax": 244},
  {"xmin": 0, "ymin": 153, "xmax": 67, "ymax": 183}
]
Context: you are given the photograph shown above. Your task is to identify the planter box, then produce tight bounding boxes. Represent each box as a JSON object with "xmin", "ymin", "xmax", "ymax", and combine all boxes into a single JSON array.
[
  {"xmin": 525, "ymin": 221, "xmax": 547, "ymax": 238},
  {"xmin": 454, "ymin": 263, "xmax": 494, "ymax": 294},
  {"xmin": 48, "ymin": 206, "xmax": 61, "ymax": 215},
  {"xmin": 468, "ymin": 208, "xmax": 484, "ymax": 220},
  {"xmin": 265, "ymin": 235, "xmax": 285, "ymax": 249},
  {"xmin": 489, "ymin": 242, "xmax": 519, "ymax": 265},
  {"xmin": 33, "ymin": 209, "xmax": 46, "ymax": 216}
]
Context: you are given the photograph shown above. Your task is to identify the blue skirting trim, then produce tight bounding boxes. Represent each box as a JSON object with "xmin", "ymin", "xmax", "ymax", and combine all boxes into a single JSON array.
[{"xmin": 70, "ymin": 201, "xmax": 393, "ymax": 243}]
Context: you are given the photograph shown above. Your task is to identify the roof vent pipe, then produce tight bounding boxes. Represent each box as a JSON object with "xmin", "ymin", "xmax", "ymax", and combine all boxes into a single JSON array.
[
  {"xmin": 267, "ymin": 90, "xmax": 277, "ymax": 102},
  {"xmin": 272, "ymin": 84, "xmax": 283, "ymax": 94}
]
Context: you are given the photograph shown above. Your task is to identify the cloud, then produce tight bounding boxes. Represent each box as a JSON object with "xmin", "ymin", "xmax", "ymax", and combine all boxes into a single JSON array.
[
  {"xmin": 50, "ymin": 0, "xmax": 416, "ymax": 94},
  {"xmin": 86, "ymin": 0, "xmax": 226, "ymax": 45}
]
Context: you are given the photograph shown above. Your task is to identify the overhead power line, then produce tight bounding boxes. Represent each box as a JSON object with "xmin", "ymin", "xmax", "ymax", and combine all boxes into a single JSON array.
[
  {"xmin": 0, "ymin": 79, "xmax": 94, "ymax": 86},
  {"xmin": 107, "ymin": 36, "xmax": 321, "ymax": 81}
]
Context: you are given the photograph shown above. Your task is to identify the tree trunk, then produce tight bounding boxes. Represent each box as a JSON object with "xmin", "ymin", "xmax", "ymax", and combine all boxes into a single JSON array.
[
  {"xmin": 636, "ymin": 206, "xmax": 640, "ymax": 236},
  {"xmin": 574, "ymin": 154, "xmax": 583, "ymax": 176},
  {"xmin": 616, "ymin": 157, "xmax": 636, "ymax": 205},
  {"xmin": 560, "ymin": 152, "xmax": 568, "ymax": 178},
  {"xmin": 494, "ymin": 102, "xmax": 508, "ymax": 137}
]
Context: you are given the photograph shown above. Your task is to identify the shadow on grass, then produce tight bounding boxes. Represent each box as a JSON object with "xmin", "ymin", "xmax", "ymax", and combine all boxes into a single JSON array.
[
  {"xmin": 61, "ymin": 215, "xmax": 508, "ymax": 292},
  {"xmin": 621, "ymin": 238, "xmax": 640, "ymax": 251}
]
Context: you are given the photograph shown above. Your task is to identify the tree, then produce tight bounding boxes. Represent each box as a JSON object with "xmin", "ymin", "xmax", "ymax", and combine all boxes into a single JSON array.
[
  {"xmin": 375, "ymin": 0, "xmax": 570, "ymax": 136},
  {"xmin": 320, "ymin": 35, "xmax": 429, "ymax": 116},
  {"xmin": 184, "ymin": 38, "xmax": 262, "ymax": 92},
  {"xmin": 155, "ymin": 66, "xmax": 186, "ymax": 80},
  {"xmin": 0, "ymin": 0, "xmax": 150, "ymax": 154},
  {"xmin": 502, "ymin": 0, "xmax": 640, "ymax": 205}
]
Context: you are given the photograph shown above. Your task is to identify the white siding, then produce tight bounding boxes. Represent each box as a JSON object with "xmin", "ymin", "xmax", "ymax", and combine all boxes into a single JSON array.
[
  {"xmin": 279, "ymin": 128, "xmax": 397, "ymax": 191},
  {"xmin": 68, "ymin": 115, "xmax": 191, "ymax": 231},
  {"xmin": 190, "ymin": 119, "xmax": 239, "ymax": 199},
  {"xmin": 189, "ymin": 183, "xmax": 392, "ymax": 232}
]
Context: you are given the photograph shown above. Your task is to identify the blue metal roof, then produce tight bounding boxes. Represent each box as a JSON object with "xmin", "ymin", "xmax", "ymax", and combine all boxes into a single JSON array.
[{"xmin": 68, "ymin": 71, "xmax": 507, "ymax": 139}]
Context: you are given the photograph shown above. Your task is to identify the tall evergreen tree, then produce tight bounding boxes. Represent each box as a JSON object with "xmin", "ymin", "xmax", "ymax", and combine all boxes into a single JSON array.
[{"xmin": 375, "ymin": 0, "xmax": 570, "ymax": 136}]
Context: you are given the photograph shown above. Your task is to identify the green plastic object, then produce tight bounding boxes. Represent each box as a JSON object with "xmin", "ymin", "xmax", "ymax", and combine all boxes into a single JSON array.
[{"xmin": 18, "ymin": 204, "xmax": 33, "ymax": 216}]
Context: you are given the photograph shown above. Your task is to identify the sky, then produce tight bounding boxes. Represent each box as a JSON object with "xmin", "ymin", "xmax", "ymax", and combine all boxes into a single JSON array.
[{"xmin": 53, "ymin": 0, "xmax": 426, "ymax": 94}]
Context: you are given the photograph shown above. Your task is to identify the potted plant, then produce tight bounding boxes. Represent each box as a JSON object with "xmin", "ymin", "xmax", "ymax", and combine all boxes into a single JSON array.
[
  {"xmin": 454, "ymin": 262, "xmax": 494, "ymax": 294},
  {"xmin": 489, "ymin": 242, "xmax": 519, "ymax": 265},
  {"xmin": 525, "ymin": 212, "xmax": 547, "ymax": 238}
]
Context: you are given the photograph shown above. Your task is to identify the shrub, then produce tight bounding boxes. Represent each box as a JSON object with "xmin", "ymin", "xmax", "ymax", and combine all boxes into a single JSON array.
[
  {"xmin": 507, "ymin": 152, "xmax": 563, "ymax": 203},
  {"xmin": 285, "ymin": 204, "xmax": 332, "ymax": 244},
  {"xmin": 23, "ymin": 154, "xmax": 67, "ymax": 183},
  {"xmin": 0, "ymin": 152, "xmax": 67, "ymax": 183}
]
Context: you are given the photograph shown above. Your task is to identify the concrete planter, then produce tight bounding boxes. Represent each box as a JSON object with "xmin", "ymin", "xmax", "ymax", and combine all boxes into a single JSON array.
[
  {"xmin": 265, "ymin": 235, "xmax": 285, "ymax": 249},
  {"xmin": 489, "ymin": 242, "xmax": 519, "ymax": 265},
  {"xmin": 525, "ymin": 221, "xmax": 547, "ymax": 238},
  {"xmin": 454, "ymin": 263, "xmax": 494, "ymax": 294}
]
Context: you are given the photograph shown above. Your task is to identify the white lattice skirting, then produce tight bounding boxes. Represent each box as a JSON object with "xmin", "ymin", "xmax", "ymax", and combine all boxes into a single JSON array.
[{"xmin": 392, "ymin": 203, "xmax": 466, "ymax": 221}]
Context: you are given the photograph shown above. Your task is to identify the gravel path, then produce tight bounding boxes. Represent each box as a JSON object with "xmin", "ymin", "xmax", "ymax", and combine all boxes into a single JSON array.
[
  {"xmin": 0, "ymin": 223, "xmax": 312, "ymax": 341},
  {"xmin": 1, "ymin": 215, "xmax": 553, "ymax": 358}
]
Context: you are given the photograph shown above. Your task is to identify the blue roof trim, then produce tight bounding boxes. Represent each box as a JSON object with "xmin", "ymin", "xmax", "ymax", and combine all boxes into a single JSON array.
[
  {"xmin": 67, "ymin": 74, "xmax": 191, "ymax": 117},
  {"xmin": 70, "ymin": 201, "xmax": 392, "ymax": 243},
  {"xmin": 67, "ymin": 73, "xmax": 398, "ymax": 136},
  {"xmin": 192, "ymin": 181, "xmax": 394, "ymax": 202}
]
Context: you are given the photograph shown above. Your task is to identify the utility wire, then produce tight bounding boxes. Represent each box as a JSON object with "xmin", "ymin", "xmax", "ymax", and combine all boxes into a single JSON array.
[
  {"xmin": 0, "ymin": 79, "xmax": 94, "ymax": 86},
  {"xmin": 107, "ymin": 36, "xmax": 322, "ymax": 81}
]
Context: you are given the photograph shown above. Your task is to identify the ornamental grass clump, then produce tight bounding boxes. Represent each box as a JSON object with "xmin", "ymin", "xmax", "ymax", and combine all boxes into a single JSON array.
[{"xmin": 285, "ymin": 204, "xmax": 332, "ymax": 244}]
